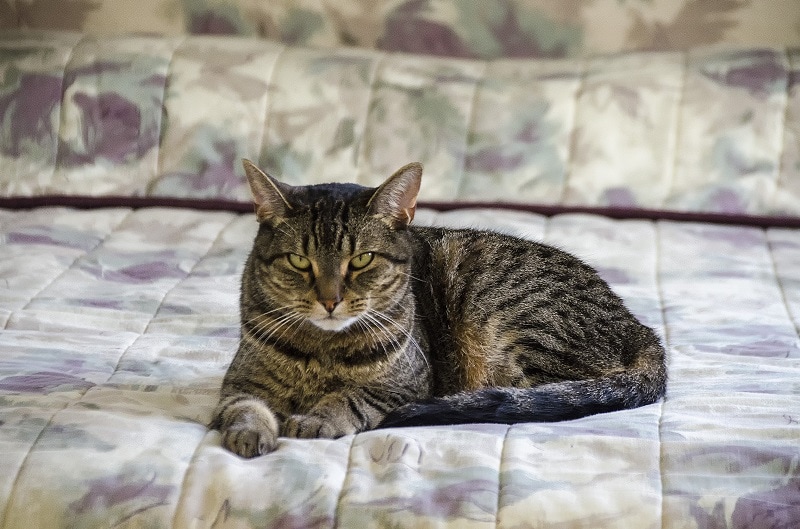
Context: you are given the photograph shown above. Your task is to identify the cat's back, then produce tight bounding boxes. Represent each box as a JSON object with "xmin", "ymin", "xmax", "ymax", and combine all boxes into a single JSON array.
[
  {"xmin": 409, "ymin": 224, "xmax": 603, "ymax": 292},
  {"xmin": 407, "ymin": 224, "xmax": 654, "ymax": 389}
]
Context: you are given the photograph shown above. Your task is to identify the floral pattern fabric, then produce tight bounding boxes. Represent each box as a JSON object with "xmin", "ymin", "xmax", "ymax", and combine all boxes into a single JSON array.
[
  {"xmin": 1, "ymin": 206, "xmax": 799, "ymax": 528},
  {"xmin": 1, "ymin": 33, "xmax": 800, "ymax": 215},
  {"xmin": 1, "ymin": 23, "xmax": 800, "ymax": 529},
  {"xmin": 4, "ymin": 0, "xmax": 800, "ymax": 59}
]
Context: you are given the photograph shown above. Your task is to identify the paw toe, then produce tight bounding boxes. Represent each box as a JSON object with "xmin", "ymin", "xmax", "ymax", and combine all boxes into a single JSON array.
[
  {"xmin": 283, "ymin": 415, "xmax": 324, "ymax": 438},
  {"xmin": 222, "ymin": 426, "xmax": 277, "ymax": 458}
]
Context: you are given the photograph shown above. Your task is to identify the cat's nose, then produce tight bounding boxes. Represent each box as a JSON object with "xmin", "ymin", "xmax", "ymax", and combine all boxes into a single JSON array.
[
  {"xmin": 315, "ymin": 277, "xmax": 343, "ymax": 314},
  {"xmin": 319, "ymin": 298, "xmax": 340, "ymax": 314}
]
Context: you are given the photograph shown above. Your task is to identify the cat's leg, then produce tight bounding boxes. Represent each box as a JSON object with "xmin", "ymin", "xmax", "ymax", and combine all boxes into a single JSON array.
[
  {"xmin": 212, "ymin": 394, "xmax": 280, "ymax": 457},
  {"xmin": 282, "ymin": 388, "xmax": 402, "ymax": 439}
]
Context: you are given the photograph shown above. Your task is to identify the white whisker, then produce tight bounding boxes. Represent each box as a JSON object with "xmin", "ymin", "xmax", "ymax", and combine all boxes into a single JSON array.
[
  {"xmin": 397, "ymin": 270, "xmax": 428, "ymax": 284},
  {"xmin": 237, "ymin": 303, "xmax": 309, "ymax": 363},
  {"xmin": 360, "ymin": 311, "xmax": 406, "ymax": 368},
  {"xmin": 367, "ymin": 309, "xmax": 429, "ymax": 371}
]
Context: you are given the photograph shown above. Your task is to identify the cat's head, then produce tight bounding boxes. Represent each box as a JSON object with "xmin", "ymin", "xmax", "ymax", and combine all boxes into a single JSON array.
[{"xmin": 242, "ymin": 159, "xmax": 422, "ymax": 333}]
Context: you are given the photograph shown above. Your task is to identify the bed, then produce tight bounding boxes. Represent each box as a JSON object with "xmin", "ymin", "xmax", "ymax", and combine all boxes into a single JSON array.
[{"xmin": 2, "ymin": 9, "xmax": 800, "ymax": 528}]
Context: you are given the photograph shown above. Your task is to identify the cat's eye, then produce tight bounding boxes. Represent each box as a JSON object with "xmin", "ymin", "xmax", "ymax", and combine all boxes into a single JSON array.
[
  {"xmin": 287, "ymin": 253, "xmax": 311, "ymax": 271},
  {"xmin": 349, "ymin": 252, "xmax": 374, "ymax": 270}
]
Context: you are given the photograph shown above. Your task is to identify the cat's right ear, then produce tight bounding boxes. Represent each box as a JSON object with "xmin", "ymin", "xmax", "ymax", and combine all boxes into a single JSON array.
[
  {"xmin": 242, "ymin": 159, "xmax": 293, "ymax": 223},
  {"xmin": 367, "ymin": 162, "xmax": 423, "ymax": 229}
]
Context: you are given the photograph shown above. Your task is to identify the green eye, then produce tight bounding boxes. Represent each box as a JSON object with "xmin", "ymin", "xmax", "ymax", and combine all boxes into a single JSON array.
[
  {"xmin": 287, "ymin": 253, "xmax": 311, "ymax": 271},
  {"xmin": 350, "ymin": 252, "xmax": 374, "ymax": 270}
]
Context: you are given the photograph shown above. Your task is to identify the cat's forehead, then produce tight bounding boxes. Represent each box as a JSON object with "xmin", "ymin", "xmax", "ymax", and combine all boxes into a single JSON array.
[
  {"xmin": 291, "ymin": 181, "xmax": 370, "ymax": 204},
  {"xmin": 289, "ymin": 182, "xmax": 376, "ymax": 226},
  {"xmin": 272, "ymin": 183, "xmax": 383, "ymax": 251},
  {"xmin": 289, "ymin": 185, "xmax": 369, "ymax": 226}
]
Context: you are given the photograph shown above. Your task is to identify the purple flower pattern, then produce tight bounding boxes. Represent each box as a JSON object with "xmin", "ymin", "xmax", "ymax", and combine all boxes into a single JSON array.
[
  {"xmin": 1, "ymin": 25, "xmax": 800, "ymax": 529},
  {"xmin": 0, "ymin": 206, "xmax": 798, "ymax": 527}
]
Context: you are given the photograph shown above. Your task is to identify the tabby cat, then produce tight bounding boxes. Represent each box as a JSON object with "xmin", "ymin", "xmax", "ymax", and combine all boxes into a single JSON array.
[{"xmin": 211, "ymin": 159, "xmax": 667, "ymax": 458}]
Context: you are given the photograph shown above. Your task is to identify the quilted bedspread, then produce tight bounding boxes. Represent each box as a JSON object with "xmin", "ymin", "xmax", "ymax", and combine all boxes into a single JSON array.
[
  {"xmin": 1, "ymin": 27, "xmax": 800, "ymax": 528},
  {"xmin": 2, "ymin": 205, "xmax": 799, "ymax": 528}
]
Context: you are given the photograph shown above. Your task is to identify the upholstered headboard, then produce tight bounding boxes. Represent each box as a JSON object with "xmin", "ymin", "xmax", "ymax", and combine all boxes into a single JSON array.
[
  {"xmin": 4, "ymin": 0, "xmax": 799, "ymax": 59},
  {"xmin": 1, "ymin": 32, "xmax": 799, "ymax": 221}
]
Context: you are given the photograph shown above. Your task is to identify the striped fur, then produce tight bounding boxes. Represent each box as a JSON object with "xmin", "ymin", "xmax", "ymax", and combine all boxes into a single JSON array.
[{"xmin": 211, "ymin": 160, "xmax": 667, "ymax": 457}]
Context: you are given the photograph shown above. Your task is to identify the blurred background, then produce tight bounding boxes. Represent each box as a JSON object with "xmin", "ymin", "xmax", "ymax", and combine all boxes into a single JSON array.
[{"xmin": 4, "ymin": 0, "xmax": 800, "ymax": 59}]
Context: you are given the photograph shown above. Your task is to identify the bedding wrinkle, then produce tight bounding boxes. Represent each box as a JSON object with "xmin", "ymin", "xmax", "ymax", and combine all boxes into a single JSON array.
[
  {"xmin": 493, "ymin": 425, "xmax": 512, "ymax": 529},
  {"xmin": 353, "ymin": 53, "xmax": 384, "ymax": 188},
  {"xmin": 331, "ymin": 434, "xmax": 357, "ymax": 529},
  {"xmin": 766, "ymin": 48, "xmax": 792, "ymax": 211},
  {"xmin": 149, "ymin": 35, "xmax": 187, "ymax": 195},
  {"xmin": 558, "ymin": 56, "xmax": 586, "ymax": 206},
  {"xmin": 353, "ymin": 52, "xmax": 395, "ymax": 188},
  {"xmin": 453, "ymin": 60, "xmax": 487, "ymax": 201},
  {"xmin": 253, "ymin": 44, "xmax": 288, "ymax": 178},
  {"xmin": 661, "ymin": 53, "xmax": 689, "ymax": 212},
  {"xmin": 168, "ymin": 429, "xmax": 210, "ymax": 529},
  {"xmin": 48, "ymin": 36, "xmax": 83, "ymax": 189}
]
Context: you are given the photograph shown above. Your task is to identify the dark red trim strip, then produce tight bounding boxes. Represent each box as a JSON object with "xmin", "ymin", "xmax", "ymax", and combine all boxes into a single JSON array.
[
  {"xmin": 2, "ymin": 195, "xmax": 800, "ymax": 229},
  {"xmin": 421, "ymin": 201, "xmax": 800, "ymax": 229},
  {"xmin": 0, "ymin": 195, "xmax": 255, "ymax": 213}
]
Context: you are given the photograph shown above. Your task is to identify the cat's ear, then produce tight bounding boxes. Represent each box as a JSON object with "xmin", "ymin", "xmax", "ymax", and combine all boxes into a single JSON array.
[
  {"xmin": 367, "ymin": 162, "xmax": 422, "ymax": 229},
  {"xmin": 242, "ymin": 159, "xmax": 293, "ymax": 223}
]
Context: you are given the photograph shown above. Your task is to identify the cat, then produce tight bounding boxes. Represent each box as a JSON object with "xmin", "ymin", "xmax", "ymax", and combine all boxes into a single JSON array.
[{"xmin": 210, "ymin": 159, "xmax": 667, "ymax": 458}]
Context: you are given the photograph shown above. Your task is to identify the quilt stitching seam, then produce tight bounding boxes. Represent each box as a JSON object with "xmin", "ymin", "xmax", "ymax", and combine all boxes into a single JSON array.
[
  {"xmin": 141, "ymin": 213, "xmax": 238, "ymax": 335},
  {"xmin": 766, "ymin": 48, "xmax": 793, "ymax": 214},
  {"xmin": 3, "ymin": 207, "xmax": 136, "ymax": 330},
  {"xmin": 765, "ymin": 230, "xmax": 800, "ymax": 357},
  {"xmin": 654, "ymin": 220, "xmax": 670, "ymax": 529},
  {"xmin": 331, "ymin": 434, "xmax": 357, "ymax": 529},
  {"xmin": 0, "ymin": 331, "xmax": 140, "ymax": 529},
  {"xmin": 148, "ymin": 35, "xmax": 188, "ymax": 197},
  {"xmin": 493, "ymin": 424, "xmax": 512, "ymax": 529}
]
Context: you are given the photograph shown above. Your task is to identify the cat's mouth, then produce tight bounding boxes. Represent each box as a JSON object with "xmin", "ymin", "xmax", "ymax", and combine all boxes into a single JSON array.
[{"xmin": 309, "ymin": 314, "xmax": 359, "ymax": 332}]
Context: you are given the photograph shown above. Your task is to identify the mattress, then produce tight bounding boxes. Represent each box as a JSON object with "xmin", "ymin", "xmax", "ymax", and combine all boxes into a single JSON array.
[{"xmin": 1, "ymin": 205, "xmax": 798, "ymax": 528}]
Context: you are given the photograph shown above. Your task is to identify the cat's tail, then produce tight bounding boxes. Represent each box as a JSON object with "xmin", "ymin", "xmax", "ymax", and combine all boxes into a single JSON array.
[{"xmin": 377, "ymin": 342, "xmax": 667, "ymax": 428}]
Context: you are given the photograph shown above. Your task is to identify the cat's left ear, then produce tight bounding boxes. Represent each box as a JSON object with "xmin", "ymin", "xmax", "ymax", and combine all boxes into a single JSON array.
[
  {"xmin": 368, "ymin": 162, "xmax": 422, "ymax": 229},
  {"xmin": 242, "ymin": 159, "xmax": 293, "ymax": 224}
]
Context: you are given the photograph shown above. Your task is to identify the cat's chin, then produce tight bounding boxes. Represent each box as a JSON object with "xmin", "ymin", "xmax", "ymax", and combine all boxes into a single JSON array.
[{"xmin": 309, "ymin": 316, "xmax": 359, "ymax": 332}]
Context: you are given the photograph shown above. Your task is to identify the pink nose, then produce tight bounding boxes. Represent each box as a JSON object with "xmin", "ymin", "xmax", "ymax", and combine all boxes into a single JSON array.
[{"xmin": 320, "ymin": 299, "xmax": 340, "ymax": 313}]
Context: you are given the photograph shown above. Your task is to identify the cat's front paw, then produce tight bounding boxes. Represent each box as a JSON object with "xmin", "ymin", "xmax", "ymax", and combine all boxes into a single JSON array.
[
  {"xmin": 282, "ymin": 414, "xmax": 357, "ymax": 439},
  {"xmin": 222, "ymin": 423, "xmax": 278, "ymax": 458},
  {"xmin": 215, "ymin": 398, "xmax": 279, "ymax": 457}
]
